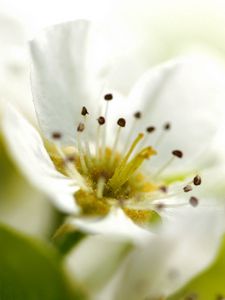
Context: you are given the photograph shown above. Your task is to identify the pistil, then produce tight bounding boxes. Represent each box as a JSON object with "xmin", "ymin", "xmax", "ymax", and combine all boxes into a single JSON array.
[{"xmin": 108, "ymin": 134, "xmax": 156, "ymax": 191}]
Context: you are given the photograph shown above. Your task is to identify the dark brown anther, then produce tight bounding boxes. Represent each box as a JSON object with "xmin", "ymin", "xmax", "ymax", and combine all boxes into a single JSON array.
[
  {"xmin": 104, "ymin": 93, "xmax": 113, "ymax": 101},
  {"xmin": 159, "ymin": 185, "xmax": 168, "ymax": 193},
  {"xmin": 52, "ymin": 132, "xmax": 62, "ymax": 139},
  {"xmin": 77, "ymin": 122, "xmax": 85, "ymax": 132},
  {"xmin": 183, "ymin": 185, "xmax": 192, "ymax": 193},
  {"xmin": 117, "ymin": 118, "xmax": 126, "ymax": 127},
  {"xmin": 81, "ymin": 106, "xmax": 89, "ymax": 116},
  {"xmin": 193, "ymin": 175, "xmax": 202, "ymax": 186},
  {"xmin": 164, "ymin": 122, "xmax": 171, "ymax": 130},
  {"xmin": 189, "ymin": 196, "xmax": 199, "ymax": 207},
  {"xmin": 146, "ymin": 126, "xmax": 156, "ymax": 133},
  {"xmin": 97, "ymin": 116, "xmax": 106, "ymax": 125},
  {"xmin": 134, "ymin": 111, "xmax": 142, "ymax": 119},
  {"xmin": 156, "ymin": 202, "xmax": 165, "ymax": 211},
  {"xmin": 66, "ymin": 155, "xmax": 76, "ymax": 163},
  {"xmin": 172, "ymin": 150, "xmax": 183, "ymax": 158}
]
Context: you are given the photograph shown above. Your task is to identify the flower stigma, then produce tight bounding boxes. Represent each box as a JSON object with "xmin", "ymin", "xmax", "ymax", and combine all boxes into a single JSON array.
[{"xmin": 47, "ymin": 93, "xmax": 202, "ymax": 224}]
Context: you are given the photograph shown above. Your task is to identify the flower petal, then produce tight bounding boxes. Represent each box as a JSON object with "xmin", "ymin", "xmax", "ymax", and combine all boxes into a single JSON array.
[
  {"xmin": 66, "ymin": 235, "xmax": 132, "ymax": 295},
  {"xmin": 30, "ymin": 20, "xmax": 114, "ymax": 145},
  {"xmin": 2, "ymin": 105, "xmax": 78, "ymax": 213},
  {"xmin": 128, "ymin": 54, "xmax": 225, "ymax": 170},
  {"xmin": 70, "ymin": 208, "xmax": 151, "ymax": 243},
  {"xmin": 112, "ymin": 208, "xmax": 224, "ymax": 300}
]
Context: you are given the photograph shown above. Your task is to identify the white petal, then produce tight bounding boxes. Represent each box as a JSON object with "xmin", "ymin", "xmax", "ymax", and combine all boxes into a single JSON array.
[
  {"xmin": 66, "ymin": 235, "xmax": 131, "ymax": 294},
  {"xmin": 113, "ymin": 208, "xmax": 224, "ymax": 300},
  {"xmin": 2, "ymin": 105, "xmax": 78, "ymax": 213},
  {"xmin": 70, "ymin": 208, "xmax": 151, "ymax": 243},
  {"xmin": 30, "ymin": 20, "xmax": 114, "ymax": 145},
  {"xmin": 128, "ymin": 54, "xmax": 225, "ymax": 171}
]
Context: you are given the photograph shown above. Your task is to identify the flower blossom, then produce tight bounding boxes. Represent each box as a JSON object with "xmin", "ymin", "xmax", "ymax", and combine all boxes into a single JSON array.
[{"xmin": 2, "ymin": 20, "xmax": 225, "ymax": 241}]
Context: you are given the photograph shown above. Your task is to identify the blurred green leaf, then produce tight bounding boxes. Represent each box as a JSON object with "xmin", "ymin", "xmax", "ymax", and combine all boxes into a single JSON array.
[
  {"xmin": 52, "ymin": 223, "xmax": 86, "ymax": 255},
  {"xmin": 0, "ymin": 224, "xmax": 86, "ymax": 300},
  {"xmin": 169, "ymin": 235, "xmax": 225, "ymax": 300}
]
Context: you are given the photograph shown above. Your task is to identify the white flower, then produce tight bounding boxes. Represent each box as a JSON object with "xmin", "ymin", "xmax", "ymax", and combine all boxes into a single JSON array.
[
  {"xmin": 87, "ymin": 208, "xmax": 224, "ymax": 300},
  {"xmin": 2, "ymin": 20, "xmax": 225, "ymax": 240}
]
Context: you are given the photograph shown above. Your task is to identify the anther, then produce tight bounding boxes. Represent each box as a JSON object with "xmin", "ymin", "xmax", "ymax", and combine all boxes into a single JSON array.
[
  {"xmin": 134, "ymin": 111, "xmax": 142, "ymax": 119},
  {"xmin": 164, "ymin": 122, "xmax": 171, "ymax": 130},
  {"xmin": 155, "ymin": 202, "xmax": 165, "ymax": 211},
  {"xmin": 77, "ymin": 122, "xmax": 85, "ymax": 132},
  {"xmin": 172, "ymin": 150, "xmax": 183, "ymax": 158},
  {"xmin": 52, "ymin": 132, "xmax": 62, "ymax": 139},
  {"xmin": 193, "ymin": 175, "xmax": 202, "ymax": 186},
  {"xmin": 110, "ymin": 118, "xmax": 126, "ymax": 165},
  {"xmin": 117, "ymin": 118, "xmax": 126, "ymax": 128},
  {"xmin": 146, "ymin": 126, "xmax": 156, "ymax": 133},
  {"xmin": 97, "ymin": 116, "xmax": 105, "ymax": 125},
  {"xmin": 104, "ymin": 93, "xmax": 113, "ymax": 101},
  {"xmin": 189, "ymin": 196, "xmax": 199, "ymax": 207},
  {"xmin": 159, "ymin": 185, "xmax": 168, "ymax": 193},
  {"xmin": 65, "ymin": 155, "xmax": 76, "ymax": 163},
  {"xmin": 183, "ymin": 185, "xmax": 192, "ymax": 193},
  {"xmin": 81, "ymin": 106, "xmax": 89, "ymax": 116}
]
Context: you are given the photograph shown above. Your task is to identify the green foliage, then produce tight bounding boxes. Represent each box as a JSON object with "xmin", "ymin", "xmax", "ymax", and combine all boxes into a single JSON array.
[
  {"xmin": 53, "ymin": 225, "xmax": 86, "ymax": 255},
  {"xmin": 169, "ymin": 236, "xmax": 225, "ymax": 300},
  {"xmin": 0, "ymin": 224, "xmax": 86, "ymax": 300}
]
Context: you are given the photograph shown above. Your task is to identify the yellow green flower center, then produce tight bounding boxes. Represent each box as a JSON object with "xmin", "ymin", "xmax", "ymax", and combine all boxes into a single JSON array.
[{"xmin": 48, "ymin": 95, "xmax": 201, "ymax": 224}]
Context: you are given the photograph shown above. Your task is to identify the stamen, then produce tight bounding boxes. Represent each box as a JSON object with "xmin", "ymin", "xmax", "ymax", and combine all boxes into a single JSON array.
[
  {"xmin": 155, "ymin": 122, "xmax": 171, "ymax": 147},
  {"xmin": 102, "ymin": 94, "xmax": 113, "ymax": 157},
  {"xmin": 155, "ymin": 202, "xmax": 190, "ymax": 209},
  {"xmin": 82, "ymin": 140, "xmax": 92, "ymax": 170},
  {"xmin": 79, "ymin": 107, "xmax": 93, "ymax": 168},
  {"xmin": 96, "ymin": 177, "xmax": 106, "ymax": 198},
  {"xmin": 189, "ymin": 196, "xmax": 199, "ymax": 207},
  {"xmin": 76, "ymin": 123, "xmax": 88, "ymax": 174},
  {"xmin": 96, "ymin": 116, "xmax": 105, "ymax": 158},
  {"xmin": 123, "ymin": 111, "xmax": 142, "ymax": 152},
  {"xmin": 139, "ymin": 125, "xmax": 157, "ymax": 151},
  {"xmin": 110, "ymin": 118, "xmax": 126, "ymax": 165},
  {"xmin": 153, "ymin": 149, "xmax": 183, "ymax": 179}
]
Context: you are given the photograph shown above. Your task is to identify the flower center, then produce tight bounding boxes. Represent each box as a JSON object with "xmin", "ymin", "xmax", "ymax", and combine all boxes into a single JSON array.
[{"xmin": 47, "ymin": 93, "xmax": 202, "ymax": 224}]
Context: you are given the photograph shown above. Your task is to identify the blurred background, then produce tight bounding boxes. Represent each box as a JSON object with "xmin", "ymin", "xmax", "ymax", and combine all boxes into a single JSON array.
[{"xmin": 1, "ymin": 0, "xmax": 225, "ymax": 240}]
